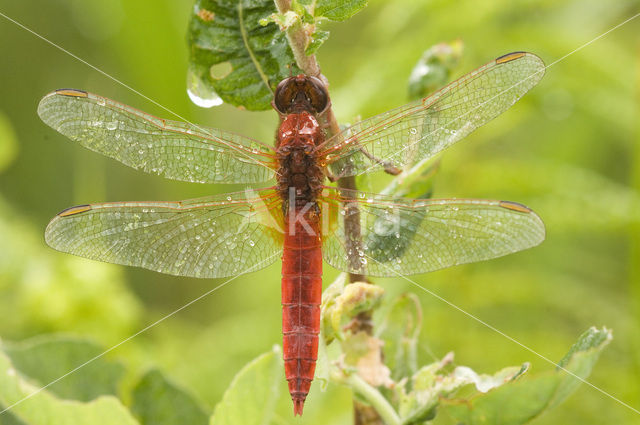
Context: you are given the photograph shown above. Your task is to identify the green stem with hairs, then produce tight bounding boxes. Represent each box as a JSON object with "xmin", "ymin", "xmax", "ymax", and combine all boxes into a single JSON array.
[{"xmin": 273, "ymin": 0, "xmax": 321, "ymax": 76}]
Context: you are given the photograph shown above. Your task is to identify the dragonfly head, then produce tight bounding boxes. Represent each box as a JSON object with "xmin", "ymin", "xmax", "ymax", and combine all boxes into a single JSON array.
[{"xmin": 273, "ymin": 75, "xmax": 330, "ymax": 115}]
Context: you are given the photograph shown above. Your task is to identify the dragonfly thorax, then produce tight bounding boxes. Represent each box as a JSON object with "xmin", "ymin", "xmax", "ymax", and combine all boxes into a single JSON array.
[{"xmin": 276, "ymin": 113, "xmax": 324, "ymax": 206}]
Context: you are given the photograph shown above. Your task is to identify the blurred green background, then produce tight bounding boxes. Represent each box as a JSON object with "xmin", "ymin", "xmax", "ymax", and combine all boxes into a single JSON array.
[{"xmin": 0, "ymin": 0, "xmax": 639, "ymax": 424}]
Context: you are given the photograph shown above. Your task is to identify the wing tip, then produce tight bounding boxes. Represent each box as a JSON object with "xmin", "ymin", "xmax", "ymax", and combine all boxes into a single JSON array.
[
  {"xmin": 38, "ymin": 89, "xmax": 89, "ymax": 123},
  {"xmin": 499, "ymin": 200, "xmax": 547, "ymax": 244}
]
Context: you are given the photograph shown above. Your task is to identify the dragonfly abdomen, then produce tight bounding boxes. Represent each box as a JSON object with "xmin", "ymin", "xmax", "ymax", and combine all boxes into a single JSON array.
[{"xmin": 281, "ymin": 207, "xmax": 322, "ymax": 416}]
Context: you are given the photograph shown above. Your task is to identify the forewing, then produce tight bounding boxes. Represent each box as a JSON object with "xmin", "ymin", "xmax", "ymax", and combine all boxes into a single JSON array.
[
  {"xmin": 45, "ymin": 189, "xmax": 284, "ymax": 278},
  {"xmin": 320, "ymin": 52, "xmax": 545, "ymax": 177},
  {"xmin": 38, "ymin": 89, "xmax": 276, "ymax": 184},
  {"xmin": 320, "ymin": 188, "xmax": 545, "ymax": 277}
]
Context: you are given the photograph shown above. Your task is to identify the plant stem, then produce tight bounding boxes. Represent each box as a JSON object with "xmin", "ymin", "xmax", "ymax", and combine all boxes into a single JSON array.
[
  {"xmin": 274, "ymin": 0, "xmax": 321, "ymax": 76},
  {"xmin": 345, "ymin": 373, "xmax": 401, "ymax": 425}
]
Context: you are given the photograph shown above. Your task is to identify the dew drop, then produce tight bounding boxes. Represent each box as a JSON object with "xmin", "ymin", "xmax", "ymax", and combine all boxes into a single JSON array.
[{"xmin": 186, "ymin": 67, "xmax": 223, "ymax": 108}]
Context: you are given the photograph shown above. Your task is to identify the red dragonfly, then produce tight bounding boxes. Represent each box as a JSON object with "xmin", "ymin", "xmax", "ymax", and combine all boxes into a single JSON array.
[{"xmin": 39, "ymin": 52, "xmax": 545, "ymax": 415}]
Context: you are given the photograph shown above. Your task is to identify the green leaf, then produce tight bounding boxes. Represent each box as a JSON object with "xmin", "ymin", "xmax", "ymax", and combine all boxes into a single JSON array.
[
  {"xmin": 131, "ymin": 369, "xmax": 208, "ymax": 425},
  {"xmin": 2, "ymin": 335, "xmax": 125, "ymax": 402},
  {"xmin": 557, "ymin": 327, "xmax": 611, "ymax": 370},
  {"xmin": 397, "ymin": 358, "xmax": 528, "ymax": 424},
  {"xmin": 395, "ymin": 354, "xmax": 451, "ymax": 424},
  {"xmin": 442, "ymin": 327, "xmax": 612, "ymax": 425},
  {"xmin": 210, "ymin": 346, "xmax": 283, "ymax": 425},
  {"xmin": 305, "ymin": 29, "xmax": 330, "ymax": 55},
  {"xmin": 321, "ymin": 278, "xmax": 385, "ymax": 342},
  {"xmin": 407, "ymin": 40, "xmax": 463, "ymax": 100},
  {"xmin": 315, "ymin": 0, "xmax": 368, "ymax": 21},
  {"xmin": 260, "ymin": 10, "xmax": 299, "ymax": 30},
  {"xmin": 550, "ymin": 327, "xmax": 612, "ymax": 409},
  {"xmin": 376, "ymin": 294, "xmax": 422, "ymax": 381},
  {"xmin": 320, "ymin": 273, "xmax": 348, "ymax": 342},
  {"xmin": 444, "ymin": 376, "xmax": 559, "ymax": 425},
  {"xmin": 0, "ymin": 350, "xmax": 138, "ymax": 425},
  {"xmin": 187, "ymin": 0, "xmax": 300, "ymax": 111}
]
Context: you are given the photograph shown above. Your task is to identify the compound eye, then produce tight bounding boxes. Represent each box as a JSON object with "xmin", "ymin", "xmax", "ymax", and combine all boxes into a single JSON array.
[
  {"xmin": 274, "ymin": 77, "xmax": 297, "ymax": 114},
  {"xmin": 273, "ymin": 75, "xmax": 330, "ymax": 114},
  {"xmin": 305, "ymin": 76, "xmax": 329, "ymax": 114}
]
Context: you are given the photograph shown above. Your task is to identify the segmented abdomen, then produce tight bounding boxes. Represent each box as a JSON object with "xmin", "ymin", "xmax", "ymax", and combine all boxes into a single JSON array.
[{"xmin": 281, "ymin": 207, "xmax": 322, "ymax": 416}]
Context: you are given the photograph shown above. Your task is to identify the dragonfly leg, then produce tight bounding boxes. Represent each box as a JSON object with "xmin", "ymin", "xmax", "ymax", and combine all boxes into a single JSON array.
[
  {"xmin": 359, "ymin": 147, "xmax": 402, "ymax": 175},
  {"xmin": 326, "ymin": 169, "xmax": 342, "ymax": 182},
  {"xmin": 325, "ymin": 149, "xmax": 401, "ymax": 181}
]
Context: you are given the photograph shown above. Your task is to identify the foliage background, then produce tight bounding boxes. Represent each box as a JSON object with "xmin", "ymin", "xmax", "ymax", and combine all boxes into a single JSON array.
[{"xmin": 0, "ymin": 0, "xmax": 639, "ymax": 423}]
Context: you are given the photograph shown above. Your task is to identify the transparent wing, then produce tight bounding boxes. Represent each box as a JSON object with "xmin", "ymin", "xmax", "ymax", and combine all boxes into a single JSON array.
[
  {"xmin": 319, "ymin": 187, "xmax": 545, "ymax": 277},
  {"xmin": 319, "ymin": 52, "xmax": 545, "ymax": 177},
  {"xmin": 45, "ymin": 189, "xmax": 284, "ymax": 278},
  {"xmin": 38, "ymin": 89, "xmax": 276, "ymax": 184}
]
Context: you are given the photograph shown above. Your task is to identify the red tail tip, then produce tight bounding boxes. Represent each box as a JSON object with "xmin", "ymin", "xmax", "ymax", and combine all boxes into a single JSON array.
[{"xmin": 293, "ymin": 398, "xmax": 305, "ymax": 416}]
